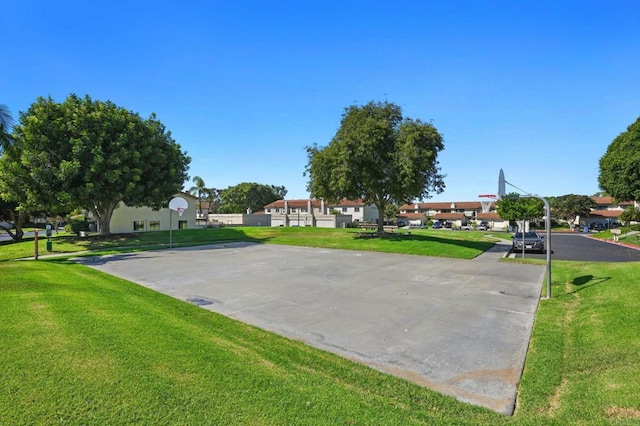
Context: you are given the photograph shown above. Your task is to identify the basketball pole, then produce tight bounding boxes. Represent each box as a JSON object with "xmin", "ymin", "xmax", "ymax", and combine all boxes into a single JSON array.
[{"xmin": 169, "ymin": 209, "xmax": 173, "ymax": 249}]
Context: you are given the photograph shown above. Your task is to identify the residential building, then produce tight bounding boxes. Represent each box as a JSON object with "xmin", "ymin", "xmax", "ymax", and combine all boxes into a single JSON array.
[
  {"xmin": 584, "ymin": 196, "xmax": 634, "ymax": 226},
  {"xmin": 399, "ymin": 200, "xmax": 509, "ymax": 230},
  {"xmin": 109, "ymin": 193, "xmax": 198, "ymax": 234},
  {"xmin": 262, "ymin": 199, "xmax": 379, "ymax": 228}
]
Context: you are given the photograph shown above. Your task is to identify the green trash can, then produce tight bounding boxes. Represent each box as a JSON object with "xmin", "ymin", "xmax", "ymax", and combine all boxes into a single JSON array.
[{"xmin": 46, "ymin": 241, "xmax": 53, "ymax": 252}]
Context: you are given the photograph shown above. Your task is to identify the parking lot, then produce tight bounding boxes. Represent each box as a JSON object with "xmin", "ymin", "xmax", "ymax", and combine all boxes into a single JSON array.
[
  {"xmin": 510, "ymin": 233, "xmax": 640, "ymax": 262},
  {"xmin": 78, "ymin": 242, "xmax": 544, "ymax": 414}
]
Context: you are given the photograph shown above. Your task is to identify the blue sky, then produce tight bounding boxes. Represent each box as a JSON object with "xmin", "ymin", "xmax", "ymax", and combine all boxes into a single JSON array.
[{"xmin": 3, "ymin": 1, "xmax": 640, "ymax": 202}]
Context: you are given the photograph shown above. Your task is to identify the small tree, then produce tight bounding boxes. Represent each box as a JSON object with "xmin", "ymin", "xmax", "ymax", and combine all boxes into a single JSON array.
[
  {"xmin": 305, "ymin": 101, "xmax": 445, "ymax": 233},
  {"xmin": 218, "ymin": 182, "xmax": 286, "ymax": 214},
  {"xmin": 497, "ymin": 193, "xmax": 545, "ymax": 231},
  {"xmin": 551, "ymin": 194, "xmax": 597, "ymax": 229},
  {"xmin": 189, "ymin": 176, "xmax": 212, "ymax": 217},
  {"xmin": 619, "ymin": 205, "xmax": 640, "ymax": 227},
  {"xmin": 0, "ymin": 104, "xmax": 13, "ymax": 150}
]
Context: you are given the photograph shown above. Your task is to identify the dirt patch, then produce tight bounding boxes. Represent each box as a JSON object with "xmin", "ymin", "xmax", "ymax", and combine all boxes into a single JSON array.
[{"xmin": 605, "ymin": 406, "xmax": 640, "ymax": 420}]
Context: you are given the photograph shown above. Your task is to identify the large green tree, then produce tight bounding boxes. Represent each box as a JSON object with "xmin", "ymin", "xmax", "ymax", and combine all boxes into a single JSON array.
[
  {"xmin": 10, "ymin": 94, "xmax": 190, "ymax": 234},
  {"xmin": 305, "ymin": 101, "xmax": 445, "ymax": 232},
  {"xmin": 218, "ymin": 182, "xmax": 286, "ymax": 214},
  {"xmin": 599, "ymin": 116, "xmax": 640, "ymax": 201},
  {"xmin": 551, "ymin": 194, "xmax": 597, "ymax": 227},
  {"xmin": 497, "ymin": 193, "xmax": 545, "ymax": 230}
]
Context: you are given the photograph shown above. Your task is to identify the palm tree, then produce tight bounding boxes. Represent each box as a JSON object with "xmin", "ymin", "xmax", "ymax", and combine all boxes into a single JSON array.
[
  {"xmin": 0, "ymin": 104, "xmax": 13, "ymax": 150},
  {"xmin": 189, "ymin": 176, "xmax": 208, "ymax": 218}
]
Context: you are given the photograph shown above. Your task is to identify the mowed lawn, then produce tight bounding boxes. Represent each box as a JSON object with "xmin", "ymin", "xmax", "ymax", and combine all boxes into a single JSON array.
[
  {"xmin": 0, "ymin": 226, "xmax": 499, "ymax": 261},
  {"xmin": 0, "ymin": 260, "xmax": 504, "ymax": 425},
  {"xmin": 1, "ymin": 230, "xmax": 639, "ymax": 424}
]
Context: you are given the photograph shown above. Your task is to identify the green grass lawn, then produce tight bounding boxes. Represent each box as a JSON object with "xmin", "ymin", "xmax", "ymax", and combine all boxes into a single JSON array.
[
  {"xmin": 0, "ymin": 260, "xmax": 505, "ymax": 425},
  {"xmin": 0, "ymin": 226, "xmax": 501, "ymax": 262},
  {"xmin": 2, "ymin": 229, "xmax": 639, "ymax": 424},
  {"xmin": 516, "ymin": 260, "xmax": 640, "ymax": 424}
]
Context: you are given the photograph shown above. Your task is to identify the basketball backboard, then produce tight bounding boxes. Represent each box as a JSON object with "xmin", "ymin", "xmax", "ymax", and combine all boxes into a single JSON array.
[
  {"xmin": 498, "ymin": 169, "xmax": 506, "ymax": 199},
  {"xmin": 169, "ymin": 196, "xmax": 188, "ymax": 216}
]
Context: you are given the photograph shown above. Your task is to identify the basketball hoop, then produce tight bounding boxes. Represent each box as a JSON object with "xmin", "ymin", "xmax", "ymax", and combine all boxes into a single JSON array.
[
  {"xmin": 478, "ymin": 194, "xmax": 497, "ymax": 213},
  {"xmin": 168, "ymin": 196, "xmax": 189, "ymax": 249}
]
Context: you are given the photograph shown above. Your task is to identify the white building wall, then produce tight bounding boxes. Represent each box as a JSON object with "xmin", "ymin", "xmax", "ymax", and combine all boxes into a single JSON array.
[{"xmin": 109, "ymin": 194, "xmax": 198, "ymax": 234}]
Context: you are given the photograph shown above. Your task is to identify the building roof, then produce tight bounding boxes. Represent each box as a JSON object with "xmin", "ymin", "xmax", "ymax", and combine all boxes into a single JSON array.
[
  {"xmin": 263, "ymin": 199, "xmax": 321, "ymax": 209},
  {"xmin": 263, "ymin": 198, "xmax": 368, "ymax": 209},
  {"xmin": 400, "ymin": 201, "xmax": 496, "ymax": 211},
  {"xmin": 433, "ymin": 213, "xmax": 466, "ymax": 220},
  {"xmin": 589, "ymin": 210, "xmax": 623, "ymax": 219},
  {"xmin": 591, "ymin": 196, "xmax": 633, "ymax": 206}
]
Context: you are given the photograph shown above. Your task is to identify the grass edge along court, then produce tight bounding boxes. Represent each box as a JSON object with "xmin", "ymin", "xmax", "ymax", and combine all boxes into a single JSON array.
[{"xmin": 1, "ymin": 229, "xmax": 639, "ymax": 424}]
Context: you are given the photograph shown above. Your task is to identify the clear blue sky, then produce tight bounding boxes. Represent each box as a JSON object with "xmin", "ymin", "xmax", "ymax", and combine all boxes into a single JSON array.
[{"xmin": 3, "ymin": 1, "xmax": 640, "ymax": 202}]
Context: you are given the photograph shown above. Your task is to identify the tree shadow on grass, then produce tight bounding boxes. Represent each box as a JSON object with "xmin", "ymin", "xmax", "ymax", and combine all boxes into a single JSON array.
[{"xmin": 569, "ymin": 274, "xmax": 611, "ymax": 293}]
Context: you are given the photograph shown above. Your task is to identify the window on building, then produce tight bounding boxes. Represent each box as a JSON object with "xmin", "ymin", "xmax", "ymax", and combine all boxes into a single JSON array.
[
  {"xmin": 133, "ymin": 221, "xmax": 144, "ymax": 231},
  {"xmin": 149, "ymin": 221, "xmax": 160, "ymax": 230},
  {"xmin": 301, "ymin": 208, "xmax": 307, "ymax": 213},
  {"xmin": 354, "ymin": 207, "xmax": 360, "ymax": 212},
  {"xmin": 291, "ymin": 208, "xmax": 297, "ymax": 213},
  {"xmin": 342, "ymin": 207, "xmax": 348, "ymax": 212},
  {"xmin": 178, "ymin": 221, "xmax": 188, "ymax": 230},
  {"xmin": 275, "ymin": 208, "xmax": 279, "ymax": 213}
]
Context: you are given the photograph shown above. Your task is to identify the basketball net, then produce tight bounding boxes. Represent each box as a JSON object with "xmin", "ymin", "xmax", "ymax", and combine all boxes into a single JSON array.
[
  {"xmin": 478, "ymin": 195, "xmax": 497, "ymax": 213},
  {"xmin": 177, "ymin": 208, "xmax": 185, "ymax": 217}
]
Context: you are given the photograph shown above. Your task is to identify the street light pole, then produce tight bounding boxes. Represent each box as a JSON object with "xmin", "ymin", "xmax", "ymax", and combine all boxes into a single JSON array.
[{"xmin": 521, "ymin": 195, "xmax": 552, "ymax": 299}]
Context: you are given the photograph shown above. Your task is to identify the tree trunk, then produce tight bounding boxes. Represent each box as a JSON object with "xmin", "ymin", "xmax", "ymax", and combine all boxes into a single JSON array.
[
  {"xmin": 1, "ymin": 210, "xmax": 28, "ymax": 242},
  {"xmin": 377, "ymin": 200, "xmax": 386, "ymax": 233},
  {"xmin": 93, "ymin": 202, "xmax": 117, "ymax": 235}
]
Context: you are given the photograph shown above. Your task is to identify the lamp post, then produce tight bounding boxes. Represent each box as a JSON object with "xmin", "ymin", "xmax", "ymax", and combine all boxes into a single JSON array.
[{"xmin": 520, "ymin": 195, "xmax": 552, "ymax": 299}]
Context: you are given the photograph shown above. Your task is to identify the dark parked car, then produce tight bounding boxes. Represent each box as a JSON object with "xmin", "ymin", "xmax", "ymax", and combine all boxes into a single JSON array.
[
  {"xmin": 512, "ymin": 231, "xmax": 545, "ymax": 253},
  {"xmin": 589, "ymin": 222, "xmax": 607, "ymax": 231}
]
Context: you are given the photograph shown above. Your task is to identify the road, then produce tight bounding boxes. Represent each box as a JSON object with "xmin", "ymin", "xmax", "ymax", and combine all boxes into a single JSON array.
[{"xmin": 510, "ymin": 232, "xmax": 640, "ymax": 262}]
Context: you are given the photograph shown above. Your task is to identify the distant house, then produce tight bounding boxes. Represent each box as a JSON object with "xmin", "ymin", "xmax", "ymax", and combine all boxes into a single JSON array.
[
  {"xmin": 263, "ymin": 199, "xmax": 379, "ymax": 228},
  {"xmin": 584, "ymin": 196, "xmax": 633, "ymax": 225},
  {"xmin": 109, "ymin": 193, "xmax": 199, "ymax": 234},
  {"xmin": 399, "ymin": 201, "xmax": 509, "ymax": 230}
]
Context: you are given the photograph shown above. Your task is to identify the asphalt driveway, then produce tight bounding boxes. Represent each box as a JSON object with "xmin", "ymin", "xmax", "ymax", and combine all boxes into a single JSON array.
[
  {"xmin": 510, "ymin": 233, "xmax": 640, "ymax": 262},
  {"xmin": 77, "ymin": 242, "xmax": 544, "ymax": 414}
]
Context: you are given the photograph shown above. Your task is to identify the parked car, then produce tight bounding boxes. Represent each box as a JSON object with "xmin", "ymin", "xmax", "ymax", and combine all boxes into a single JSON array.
[
  {"xmin": 589, "ymin": 222, "xmax": 607, "ymax": 231},
  {"xmin": 512, "ymin": 231, "xmax": 545, "ymax": 253}
]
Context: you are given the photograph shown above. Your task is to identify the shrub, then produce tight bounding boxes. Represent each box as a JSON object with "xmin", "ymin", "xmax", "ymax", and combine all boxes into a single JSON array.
[{"xmin": 65, "ymin": 219, "xmax": 90, "ymax": 235}]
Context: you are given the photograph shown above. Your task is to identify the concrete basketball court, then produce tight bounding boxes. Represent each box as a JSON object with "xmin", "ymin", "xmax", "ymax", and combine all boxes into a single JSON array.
[{"xmin": 77, "ymin": 242, "xmax": 545, "ymax": 414}]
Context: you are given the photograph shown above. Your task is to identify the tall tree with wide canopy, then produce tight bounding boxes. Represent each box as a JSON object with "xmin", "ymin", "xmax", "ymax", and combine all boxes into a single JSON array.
[
  {"xmin": 599, "ymin": 116, "xmax": 640, "ymax": 201},
  {"xmin": 551, "ymin": 194, "xmax": 597, "ymax": 228},
  {"xmin": 218, "ymin": 182, "xmax": 286, "ymax": 214},
  {"xmin": 11, "ymin": 94, "xmax": 190, "ymax": 234},
  {"xmin": 305, "ymin": 101, "xmax": 445, "ymax": 232}
]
